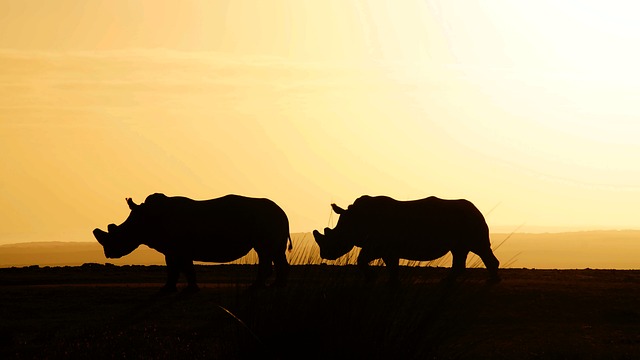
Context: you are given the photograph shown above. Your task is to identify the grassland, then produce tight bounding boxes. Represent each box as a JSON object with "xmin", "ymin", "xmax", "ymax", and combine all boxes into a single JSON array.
[{"xmin": 1, "ymin": 265, "xmax": 640, "ymax": 359}]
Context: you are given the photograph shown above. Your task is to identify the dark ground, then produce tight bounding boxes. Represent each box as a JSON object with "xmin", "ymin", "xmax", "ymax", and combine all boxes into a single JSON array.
[{"xmin": 1, "ymin": 265, "xmax": 639, "ymax": 359}]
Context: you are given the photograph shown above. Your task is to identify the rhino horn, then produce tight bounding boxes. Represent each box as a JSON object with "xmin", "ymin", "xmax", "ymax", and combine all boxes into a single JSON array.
[
  {"xmin": 126, "ymin": 197, "xmax": 139, "ymax": 210},
  {"xmin": 93, "ymin": 228, "xmax": 111, "ymax": 246},
  {"xmin": 331, "ymin": 203, "xmax": 346, "ymax": 214},
  {"xmin": 312, "ymin": 230, "xmax": 325, "ymax": 245}
]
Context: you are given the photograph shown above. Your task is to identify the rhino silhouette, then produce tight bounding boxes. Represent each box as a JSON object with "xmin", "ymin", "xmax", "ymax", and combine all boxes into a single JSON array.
[
  {"xmin": 313, "ymin": 195, "xmax": 500, "ymax": 284},
  {"xmin": 94, "ymin": 193, "xmax": 292, "ymax": 292}
]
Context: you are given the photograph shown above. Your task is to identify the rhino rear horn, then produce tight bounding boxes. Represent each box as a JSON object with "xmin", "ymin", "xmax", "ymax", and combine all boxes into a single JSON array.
[
  {"xmin": 126, "ymin": 197, "xmax": 139, "ymax": 210},
  {"xmin": 331, "ymin": 203, "xmax": 346, "ymax": 214}
]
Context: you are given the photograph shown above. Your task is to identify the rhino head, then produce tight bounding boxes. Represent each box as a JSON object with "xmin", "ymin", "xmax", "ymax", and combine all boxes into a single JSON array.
[
  {"xmin": 313, "ymin": 203, "xmax": 356, "ymax": 260},
  {"xmin": 93, "ymin": 197, "xmax": 147, "ymax": 258}
]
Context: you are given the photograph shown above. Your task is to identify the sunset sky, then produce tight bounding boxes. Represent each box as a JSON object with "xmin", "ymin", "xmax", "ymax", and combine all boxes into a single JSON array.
[{"xmin": 2, "ymin": 0, "xmax": 640, "ymax": 246}]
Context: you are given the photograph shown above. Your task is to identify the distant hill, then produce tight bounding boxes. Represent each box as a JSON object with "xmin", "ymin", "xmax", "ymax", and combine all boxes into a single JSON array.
[
  {"xmin": 0, "ymin": 241, "xmax": 164, "ymax": 267},
  {"xmin": 0, "ymin": 233, "xmax": 315, "ymax": 267},
  {"xmin": 489, "ymin": 230, "xmax": 640, "ymax": 269},
  {"xmin": 1, "ymin": 231, "xmax": 639, "ymax": 269}
]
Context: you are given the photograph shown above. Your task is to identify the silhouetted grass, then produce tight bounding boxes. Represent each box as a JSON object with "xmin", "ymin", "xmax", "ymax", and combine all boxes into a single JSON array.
[
  {"xmin": 0, "ymin": 233, "xmax": 505, "ymax": 359},
  {"xmin": 2, "ymin": 247, "xmax": 640, "ymax": 359},
  {"xmin": 3, "ymin": 266, "xmax": 640, "ymax": 359}
]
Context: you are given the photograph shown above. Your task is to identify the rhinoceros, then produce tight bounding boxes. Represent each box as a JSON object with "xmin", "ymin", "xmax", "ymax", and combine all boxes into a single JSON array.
[
  {"xmin": 93, "ymin": 193, "xmax": 292, "ymax": 292},
  {"xmin": 313, "ymin": 195, "xmax": 500, "ymax": 283}
]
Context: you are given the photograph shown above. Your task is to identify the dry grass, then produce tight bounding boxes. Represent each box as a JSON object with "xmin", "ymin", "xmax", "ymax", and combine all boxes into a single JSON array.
[{"xmin": 2, "ymin": 265, "xmax": 640, "ymax": 359}]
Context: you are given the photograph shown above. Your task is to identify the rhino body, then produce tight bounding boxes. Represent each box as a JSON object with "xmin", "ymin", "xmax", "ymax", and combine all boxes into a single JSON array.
[
  {"xmin": 313, "ymin": 195, "xmax": 500, "ymax": 283},
  {"xmin": 94, "ymin": 193, "xmax": 291, "ymax": 291}
]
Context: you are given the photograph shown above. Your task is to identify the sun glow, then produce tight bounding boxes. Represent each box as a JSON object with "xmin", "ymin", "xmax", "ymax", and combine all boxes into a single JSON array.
[{"xmin": 1, "ymin": 1, "xmax": 640, "ymax": 254}]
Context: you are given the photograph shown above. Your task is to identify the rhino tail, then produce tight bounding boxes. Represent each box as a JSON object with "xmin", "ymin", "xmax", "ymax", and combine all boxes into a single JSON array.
[{"xmin": 287, "ymin": 235, "xmax": 293, "ymax": 252}]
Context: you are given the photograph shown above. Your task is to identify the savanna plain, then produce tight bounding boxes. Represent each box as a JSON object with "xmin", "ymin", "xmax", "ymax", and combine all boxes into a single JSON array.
[{"xmin": 2, "ymin": 264, "xmax": 640, "ymax": 359}]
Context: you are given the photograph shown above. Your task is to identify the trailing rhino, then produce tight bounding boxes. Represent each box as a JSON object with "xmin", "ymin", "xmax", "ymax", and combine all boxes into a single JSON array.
[
  {"xmin": 93, "ymin": 193, "xmax": 292, "ymax": 292},
  {"xmin": 313, "ymin": 195, "xmax": 500, "ymax": 284}
]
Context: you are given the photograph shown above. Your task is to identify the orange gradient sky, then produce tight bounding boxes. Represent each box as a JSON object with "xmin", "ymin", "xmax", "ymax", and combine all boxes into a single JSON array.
[{"xmin": 1, "ymin": 1, "xmax": 640, "ymax": 245}]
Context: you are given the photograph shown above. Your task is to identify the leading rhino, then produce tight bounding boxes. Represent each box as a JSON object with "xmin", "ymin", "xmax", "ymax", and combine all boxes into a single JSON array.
[
  {"xmin": 93, "ymin": 193, "xmax": 292, "ymax": 292},
  {"xmin": 313, "ymin": 196, "xmax": 500, "ymax": 284}
]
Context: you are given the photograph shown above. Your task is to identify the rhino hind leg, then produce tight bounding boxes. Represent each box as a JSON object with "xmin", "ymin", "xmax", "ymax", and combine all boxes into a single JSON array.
[
  {"xmin": 253, "ymin": 252, "xmax": 273, "ymax": 288},
  {"xmin": 272, "ymin": 251, "xmax": 290, "ymax": 287}
]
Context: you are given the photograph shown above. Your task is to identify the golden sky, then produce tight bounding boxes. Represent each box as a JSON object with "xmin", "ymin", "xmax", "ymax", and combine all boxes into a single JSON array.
[{"xmin": 1, "ymin": 0, "xmax": 640, "ymax": 245}]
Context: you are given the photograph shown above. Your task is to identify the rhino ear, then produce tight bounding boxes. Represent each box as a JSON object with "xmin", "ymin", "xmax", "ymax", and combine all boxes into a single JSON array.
[
  {"xmin": 331, "ymin": 203, "xmax": 346, "ymax": 215},
  {"xmin": 126, "ymin": 198, "xmax": 139, "ymax": 210}
]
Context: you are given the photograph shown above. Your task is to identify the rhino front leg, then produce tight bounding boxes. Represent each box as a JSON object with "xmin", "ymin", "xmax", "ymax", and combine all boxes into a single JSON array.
[
  {"xmin": 161, "ymin": 255, "xmax": 180, "ymax": 293},
  {"xmin": 445, "ymin": 249, "xmax": 469, "ymax": 283},
  {"xmin": 182, "ymin": 259, "xmax": 200, "ymax": 293},
  {"xmin": 357, "ymin": 248, "xmax": 377, "ymax": 283},
  {"xmin": 162, "ymin": 256, "xmax": 200, "ymax": 293},
  {"xmin": 383, "ymin": 256, "xmax": 400, "ymax": 285}
]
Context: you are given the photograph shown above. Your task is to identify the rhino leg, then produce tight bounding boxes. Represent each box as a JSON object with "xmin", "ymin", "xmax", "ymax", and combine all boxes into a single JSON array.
[
  {"xmin": 357, "ymin": 248, "xmax": 377, "ymax": 282},
  {"xmin": 272, "ymin": 250, "xmax": 290, "ymax": 287},
  {"xmin": 161, "ymin": 255, "xmax": 180, "ymax": 293},
  {"xmin": 446, "ymin": 250, "xmax": 469, "ymax": 282},
  {"xmin": 382, "ymin": 256, "xmax": 400, "ymax": 285},
  {"xmin": 182, "ymin": 260, "xmax": 200, "ymax": 293},
  {"xmin": 253, "ymin": 252, "xmax": 273, "ymax": 288},
  {"xmin": 162, "ymin": 255, "xmax": 200, "ymax": 293}
]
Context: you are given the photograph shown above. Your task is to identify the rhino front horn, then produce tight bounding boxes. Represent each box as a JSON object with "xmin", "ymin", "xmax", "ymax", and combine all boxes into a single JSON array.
[
  {"xmin": 331, "ymin": 203, "xmax": 346, "ymax": 214},
  {"xmin": 93, "ymin": 228, "xmax": 111, "ymax": 246},
  {"xmin": 312, "ymin": 230, "xmax": 324, "ymax": 244}
]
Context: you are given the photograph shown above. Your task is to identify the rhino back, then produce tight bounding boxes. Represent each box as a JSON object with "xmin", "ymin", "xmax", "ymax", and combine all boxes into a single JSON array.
[
  {"xmin": 355, "ymin": 197, "xmax": 489, "ymax": 259},
  {"xmin": 145, "ymin": 195, "xmax": 289, "ymax": 262}
]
